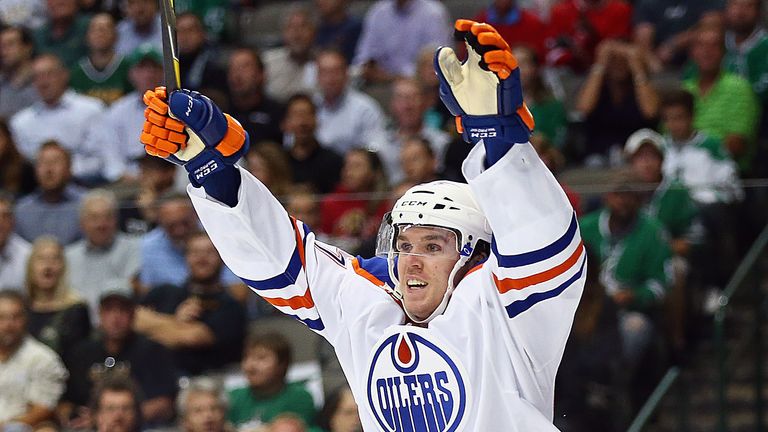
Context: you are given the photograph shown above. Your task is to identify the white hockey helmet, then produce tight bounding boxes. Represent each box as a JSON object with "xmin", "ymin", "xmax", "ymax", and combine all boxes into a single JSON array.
[{"xmin": 376, "ymin": 180, "xmax": 492, "ymax": 323}]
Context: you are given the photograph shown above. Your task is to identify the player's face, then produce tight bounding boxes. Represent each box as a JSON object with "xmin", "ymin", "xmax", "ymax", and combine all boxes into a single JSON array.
[
  {"xmin": 183, "ymin": 392, "xmax": 226, "ymax": 432},
  {"xmin": 395, "ymin": 226, "xmax": 460, "ymax": 321}
]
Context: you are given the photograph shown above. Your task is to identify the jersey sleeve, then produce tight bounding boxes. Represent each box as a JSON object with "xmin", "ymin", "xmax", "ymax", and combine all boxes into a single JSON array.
[
  {"xmin": 187, "ymin": 166, "xmax": 398, "ymax": 343},
  {"xmin": 462, "ymin": 141, "xmax": 586, "ymax": 368}
]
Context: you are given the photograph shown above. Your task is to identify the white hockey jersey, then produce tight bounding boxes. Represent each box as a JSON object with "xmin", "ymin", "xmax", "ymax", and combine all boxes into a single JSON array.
[{"xmin": 188, "ymin": 141, "xmax": 586, "ymax": 431}]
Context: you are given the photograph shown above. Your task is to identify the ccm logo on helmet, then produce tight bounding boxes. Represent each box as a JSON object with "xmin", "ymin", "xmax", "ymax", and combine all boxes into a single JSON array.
[
  {"xmin": 367, "ymin": 331, "xmax": 468, "ymax": 432},
  {"xmin": 397, "ymin": 201, "xmax": 428, "ymax": 207},
  {"xmin": 468, "ymin": 127, "xmax": 497, "ymax": 139}
]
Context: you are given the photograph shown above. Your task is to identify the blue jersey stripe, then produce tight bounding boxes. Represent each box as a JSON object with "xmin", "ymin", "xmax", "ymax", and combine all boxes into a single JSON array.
[
  {"xmin": 504, "ymin": 254, "xmax": 585, "ymax": 319},
  {"xmin": 240, "ymin": 247, "xmax": 302, "ymax": 290},
  {"xmin": 295, "ymin": 315, "xmax": 325, "ymax": 331},
  {"xmin": 492, "ymin": 214, "xmax": 577, "ymax": 268}
]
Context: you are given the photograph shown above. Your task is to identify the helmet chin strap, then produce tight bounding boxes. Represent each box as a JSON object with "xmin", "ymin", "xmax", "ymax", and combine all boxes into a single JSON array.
[{"xmin": 403, "ymin": 257, "xmax": 467, "ymax": 325}]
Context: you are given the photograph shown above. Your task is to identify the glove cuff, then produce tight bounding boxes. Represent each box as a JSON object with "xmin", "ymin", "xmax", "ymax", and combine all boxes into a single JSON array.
[{"xmin": 459, "ymin": 113, "xmax": 531, "ymax": 146}]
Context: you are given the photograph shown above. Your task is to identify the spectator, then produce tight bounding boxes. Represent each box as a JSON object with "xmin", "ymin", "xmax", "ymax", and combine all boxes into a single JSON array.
[
  {"xmin": 60, "ymin": 291, "xmax": 176, "ymax": 429},
  {"xmin": 282, "ymin": 94, "xmax": 343, "ymax": 194},
  {"xmin": 268, "ymin": 414, "xmax": 308, "ymax": 432},
  {"xmin": 139, "ymin": 193, "xmax": 241, "ymax": 290},
  {"xmin": 546, "ymin": 0, "xmax": 632, "ymax": 71},
  {"xmin": 10, "ymin": 54, "xmax": 107, "ymax": 183},
  {"xmin": 473, "ymin": 0, "xmax": 548, "ymax": 58},
  {"xmin": 116, "ymin": 0, "xmax": 162, "ymax": 56},
  {"xmin": 285, "ymin": 187, "xmax": 322, "ymax": 233},
  {"xmin": 177, "ymin": 12, "xmax": 227, "ymax": 97},
  {"xmin": 314, "ymin": 49, "xmax": 386, "ymax": 155},
  {"xmin": 95, "ymin": 44, "xmax": 165, "ymax": 182},
  {"xmin": 370, "ymin": 77, "xmax": 450, "ymax": 184},
  {"xmin": 65, "ymin": 189, "xmax": 141, "ymax": 321},
  {"xmin": 0, "ymin": 194, "xmax": 31, "ymax": 291},
  {"xmin": 576, "ymin": 39, "xmax": 659, "ymax": 166},
  {"xmin": 353, "ymin": 0, "xmax": 451, "ymax": 83},
  {"xmin": 226, "ymin": 47, "xmax": 284, "ymax": 146},
  {"xmin": 633, "ymin": 0, "xmax": 723, "ymax": 71},
  {"xmin": 227, "ymin": 332, "xmax": 316, "ymax": 430},
  {"xmin": 24, "ymin": 236, "xmax": 91, "ymax": 357},
  {"xmin": 177, "ymin": 377, "xmax": 232, "ymax": 432},
  {"xmin": 399, "ymin": 136, "xmax": 439, "ymax": 185},
  {"xmin": 0, "ymin": 290, "xmax": 68, "ymax": 430},
  {"xmin": 724, "ymin": 0, "xmax": 768, "ymax": 105},
  {"xmin": 90, "ymin": 376, "xmax": 142, "ymax": 432},
  {"xmin": 314, "ymin": 0, "xmax": 363, "ymax": 62},
  {"xmin": 316, "ymin": 386, "xmax": 362, "ymax": 432},
  {"xmin": 685, "ymin": 23, "xmax": 760, "ymax": 174},
  {"xmin": 264, "ymin": 5, "xmax": 318, "ymax": 103},
  {"xmin": 515, "ymin": 45, "xmax": 568, "ymax": 148},
  {"xmin": 0, "ymin": 0, "xmax": 46, "ymax": 30},
  {"xmin": 14, "ymin": 141, "xmax": 84, "ymax": 245},
  {"xmin": 244, "ymin": 141, "xmax": 294, "ymax": 199},
  {"xmin": 320, "ymin": 148, "xmax": 390, "ymax": 241},
  {"xmin": 0, "ymin": 26, "xmax": 39, "ymax": 118},
  {"xmin": 33, "ymin": 0, "xmax": 89, "ymax": 67},
  {"xmin": 136, "ymin": 231, "xmax": 247, "ymax": 376},
  {"xmin": 579, "ymin": 170, "xmax": 672, "ymax": 364},
  {"xmin": 70, "ymin": 12, "xmax": 132, "ymax": 105},
  {"xmin": 119, "ymin": 154, "xmax": 177, "ymax": 235},
  {"xmin": 0, "ymin": 118, "xmax": 36, "ymax": 197}
]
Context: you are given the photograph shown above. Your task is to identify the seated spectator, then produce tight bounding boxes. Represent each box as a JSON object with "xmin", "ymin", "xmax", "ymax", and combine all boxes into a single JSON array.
[
  {"xmin": 244, "ymin": 141, "xmax": 294, "ymax": 200},
  {"xmin": 227, "ymin": 333, "xmax": 316, "ymax": 430},
  {"xmin": 473, "ymin": 0, "xmax": 548, "ymax": 58},
  {"xmin": 33, "ymin": 0, "xmax": 89, "ymax": 68},
  {"xmin": 264, "ymin": 5, "xmax": 318, "ymax": 103},
  {"xmin": 633, "ymin": 0, "xmax": 723, "ymax": 71},
  {"xmin": 0, "ymin": 26, "xmax": 39, "ymax": 119},
  {"xmin": 90, "ymin": 375, "xmax": 143, "ymax": 432},
  {"xmin": 724, "ymin": 0, "xmax": 768, "ymax": 105},
  {"xmin": 119, "ymin": 154, "xmax": 177, "ymax": 235},
  {"xmin": 685, "ymin": 23, "xmax": 760, "ymax": 175},
  {"xmin": 14, "ymin": 141, "xmax": 84, "ymax": 245},
  {"xmin": 354, "ymin": 0, "xmax": 450, "ymax": 84},
  {"xmin": 579, "ymin": 170, "xmax": 672, "ymax": 364},
  {"xmin": 399, "ymin": 137, "xmax": 439, "ymax": 185},
  {"xmin": 314, "ymin": 49, "xmax": 386, "ymax": 155},
  {"xmin": 116, "ymin": 0, "xmax": 162, "ymax": 56},
  {"xmin": 10, "ymin": 54, "xmax": 107, "ymax": 183},
  {"xmin": 314, "ymin": 0, "xmax": 363, "ymax": 62},
  {"xmin": 320, "ymin": 148, "xmax": 390, "ymax": 241},
  {"xmin": 546, "ymin": 0, "xmax": 632, "ymax": 71},
  {"xmin": 0, "ymin": 118, "xmax": 36, "ymax": 197},
  {"xmin": 136, "ymin": 231, "xmax": 247, "ymax": 376},
  {"xmin": 65, "ymin": 189, "xmax": 141, "ymax": 321},
  {"xmin": 515, "ymin": 45, "xmax": 568, "ymax": 148},
  {"xmin": 370, "ymin": 78, "xmax": 450, "ymax": 184},
  {"xmin": 176, "ymin": 12, "xmax": 227, "ymax": 98},
  {"xmin": 60, "ymin": 291, "xmax": 176, "ymax": 429},
  {"xmin": 576, "ymin": 39, "xmax": 659, "ymax": 166},
  {"xmin": 316, "ymin": 386, "xmax": 362, "ymax": 432},
  {"xmin": 177, "ymin": 377, "xmax": 232, "ymax": 432},
  {"xmin": 25, "ymin": 236, "xmax": 91, "ymax": 357},
  {"xmin": 282, "ymin": 94, "xmax": 343, "ymax": 194},
  {"xmin": 139, "ymin": 193, "xmax": 241, "ymax": 290},
  {"xmin": 0, "ymin": 290, "xmax": 68, "ymax": 430},
  {"xmin": 0, "ymin": 194, "xmax": 31, "ymax": 291},
  {"xmin": 226, "ymin": 48, "xmax": 284, "ymax": 146},
  {"xmin": 70, "ymin": 12, "xmax": 131, "ymax": 105}
]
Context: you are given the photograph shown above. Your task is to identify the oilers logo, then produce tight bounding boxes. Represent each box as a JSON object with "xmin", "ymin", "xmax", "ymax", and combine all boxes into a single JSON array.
[{"xmin": 366, "ymin": 329, "xmax": 469, "ymax": 432}]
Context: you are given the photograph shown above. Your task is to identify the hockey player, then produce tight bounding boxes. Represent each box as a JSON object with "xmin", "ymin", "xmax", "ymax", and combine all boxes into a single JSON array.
[{"xmin": 140, "ymin": 19, "xmax": 585, "ymax": 431}]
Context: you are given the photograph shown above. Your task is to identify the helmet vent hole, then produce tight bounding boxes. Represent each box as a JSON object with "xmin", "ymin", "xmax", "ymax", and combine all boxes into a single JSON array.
[
  {"xmin": 434, "ymin": 204, "xmax": 446, "ymax": 210},
  {"xmin": 443, "ymin": 196, "xmax": 454, "ymax": 201},
  {"xmin": 418, "ymin": 214, "xmax": 423, "ymax": 218}
]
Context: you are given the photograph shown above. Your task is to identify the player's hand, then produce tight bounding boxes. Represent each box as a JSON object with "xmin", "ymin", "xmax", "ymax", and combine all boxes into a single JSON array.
[
  {"xmin": 141, "ymin": 87, "xmax": 249, "ymax": 186},
  {"xmin": 435, "ymin": 20, "xmax": 534, "ymax": 147}
]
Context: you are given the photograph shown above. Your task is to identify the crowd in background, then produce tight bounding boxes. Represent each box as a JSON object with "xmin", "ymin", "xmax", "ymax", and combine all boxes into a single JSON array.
[{"xmin": 0, "ymin": 0, "xmax": 766, "ymax": 430}]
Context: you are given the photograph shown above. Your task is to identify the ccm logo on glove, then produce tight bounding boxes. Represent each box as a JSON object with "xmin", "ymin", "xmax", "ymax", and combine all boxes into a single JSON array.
[
  {"xmin": 194, "ymin": 160, "xmax": 220, "ymax": 181},
  {"xmin": 469, "ymin": 128, "xmax": 498, "ymax": 139}
]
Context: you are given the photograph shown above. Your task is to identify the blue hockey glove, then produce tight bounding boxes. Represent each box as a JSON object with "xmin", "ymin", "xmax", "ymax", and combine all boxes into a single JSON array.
[{"xmin": 435, "ymin": 20, "xmax": 535, "ymax": 165}]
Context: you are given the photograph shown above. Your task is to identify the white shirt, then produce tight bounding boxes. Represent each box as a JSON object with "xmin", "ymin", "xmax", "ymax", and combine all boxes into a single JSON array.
[
  {"xmin": 10, "ymin": 90, "xmax": 106, "ymax": 179},
  {"xmin": 115, "ymin": 16, "xmax": 163, "ymax": 57},
  {"xmin": 0, "ymin": 336, "xmax": 68, "ymax": 422},
  {"xmin": 91, "ymin": 91, "xmax": 147, "ymax": 181},
  {"xmin": 0, "ymin": 233, "xmax": 31, "ymax": 291},
  {"xmin": 315, "ymin": 89, "xmax": 386, "ymax": 155},
  {"xmin": 263, "ymin": 47, "xmax": 317, "ymax": 103}
]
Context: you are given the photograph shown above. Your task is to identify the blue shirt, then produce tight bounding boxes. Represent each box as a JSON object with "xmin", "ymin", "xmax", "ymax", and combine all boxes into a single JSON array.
[{"xmin": 14, "ymin": 186, "xmax": 84, "ymax": 245}]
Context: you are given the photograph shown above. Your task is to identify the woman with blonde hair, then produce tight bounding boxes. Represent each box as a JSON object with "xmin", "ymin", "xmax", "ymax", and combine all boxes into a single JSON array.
[{"xmin": 25, "ymin": 236, "xmax": 91, "ymax": 357}]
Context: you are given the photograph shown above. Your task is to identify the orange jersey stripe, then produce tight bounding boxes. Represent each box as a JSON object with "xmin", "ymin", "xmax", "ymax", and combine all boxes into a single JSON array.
[
  {"xmin": 494, "ymin": 241, "xmax": 584, "ymax": 293},
  {"xmin": 352, "ymin": 258, "xmax": 385, "ymax": 287},
  {"xmin": 262, "ymin": 287, "xmax": 315, "ymax": 310}
]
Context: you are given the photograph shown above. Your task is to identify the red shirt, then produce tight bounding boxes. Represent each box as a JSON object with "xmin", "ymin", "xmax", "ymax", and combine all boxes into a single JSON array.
[
  {"xmin": 474, "ymin": 8, "xmax": 548, "ymax": 59},
  {"xmin": 320, "ymin": 186, "xmax": 391, "ymax": 238}
]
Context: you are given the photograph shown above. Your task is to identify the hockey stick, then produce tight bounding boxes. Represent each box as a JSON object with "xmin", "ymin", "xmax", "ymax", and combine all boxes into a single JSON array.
[{"xmin": 159, "ymin": 0, "xmax": 180, "ymax": 92}]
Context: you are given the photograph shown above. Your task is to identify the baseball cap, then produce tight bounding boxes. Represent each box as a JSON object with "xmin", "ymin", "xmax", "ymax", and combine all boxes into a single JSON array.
[
  {"xmin": 624, "ymin": 128, "xmax": 664, "ymax": 158},
  {"xmin": 126, "ymin": 44, "xmax": 163, "ymax": 68},
  {"xmin": 99, "ymin": 290, "xmax": 136, "ymax": 308}
]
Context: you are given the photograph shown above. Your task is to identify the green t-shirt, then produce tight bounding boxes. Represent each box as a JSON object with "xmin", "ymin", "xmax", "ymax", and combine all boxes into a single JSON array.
[
  {"xmin": 724, "ymin": 29, "xmax": 768, "ymax": 105},
  {"xmin": 70, "ymin": 55, "xmax": 132, "ymax": 105},
  {"xmin": 174, "ymin": 0, "xmax": 228, "ymax": 39},
  {"xmin": 227, "ymin": 382, "xmax": 316, "ymax": 428},
  {"xmin": 579, "ymin": 209, "xmax": 672, "ymax": 311},
  {"xmin": 646, "ymin": 179, "xmax": 699, "ymax": 240},
  {"xmin": 34, "ymin": 15, "xmax": 91, "ymax": 69},
  {"xmin": 529, "ymin": 97, "xmax": 568, "ymax": 148}
]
